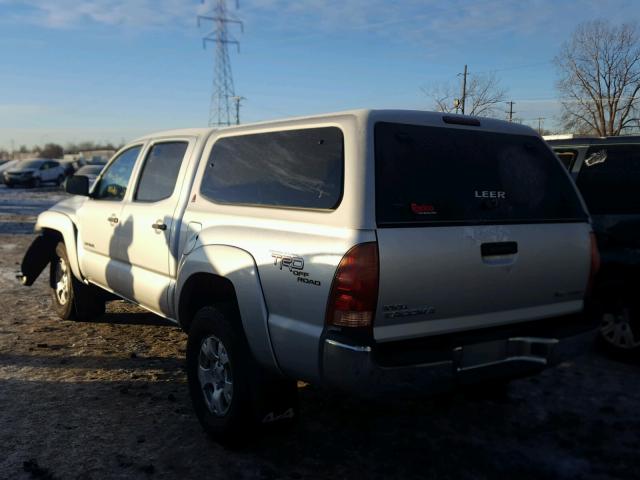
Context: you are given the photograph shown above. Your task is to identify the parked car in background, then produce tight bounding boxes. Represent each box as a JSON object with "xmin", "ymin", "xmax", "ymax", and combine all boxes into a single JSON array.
[
  {"xmin": 73, "ymin": 164, "xmax": 104, "ymax": 189},
  {"xmin": 59, "ymin": 159, "xmax": 79, "ymax": 177},
  {"xmin": 0, "ymin": 159, "xmax": 19, "ymax": 180},
  {"xmin": 3, "ymin": 159, "xmax": 66, "ymax": 188},
  {"xmin": 87, "ymin": 158, "xmax": 108, "ymax": 167},
  {"xmin": 546, "ymin": 135, "xmax": 640, "ymax": 358}
]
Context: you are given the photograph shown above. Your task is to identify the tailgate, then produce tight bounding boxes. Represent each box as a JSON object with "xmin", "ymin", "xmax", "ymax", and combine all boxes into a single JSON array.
[
  {"xmin": 373, "ymin": 121, "xmax": 591, "ymax": 342},
  {"xmin": 374, "ymin": 223, "xmax": 591, "ymax": 341}
]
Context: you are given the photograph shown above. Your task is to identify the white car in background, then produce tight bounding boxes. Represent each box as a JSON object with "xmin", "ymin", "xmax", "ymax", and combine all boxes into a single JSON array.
[
  {"xmin": 3, "ymin": 159, "xmax": 66, "ymax": 188},
  {"xmin": 0, "ymin": 160, "xmax": 19, "ymax": 175}
]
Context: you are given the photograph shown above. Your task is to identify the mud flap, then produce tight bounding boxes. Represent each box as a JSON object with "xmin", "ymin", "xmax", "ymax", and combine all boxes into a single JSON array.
[{"xmin": 19, "ymin": 234, "xmax": 58, "ymax": 286}]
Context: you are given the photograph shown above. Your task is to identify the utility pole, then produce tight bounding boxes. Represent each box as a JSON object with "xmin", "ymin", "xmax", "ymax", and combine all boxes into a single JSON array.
[
  {"xmin": 458, "ymin": 64, "xmax": 468, "ymax": 115},
  {"xmin": 536, "ymin": 117, "xmax": 545, "ymax": 134},
  {"xmin": 198, "ymin": 0, "xmax": 243, "ymax": 127},
  {"xmin": 505, "ymin": 101, "xmax": 515, "ymax": 122},
  {"xmin": 231, "ymin": 96, "xmax": 245, "ymax": 125}
]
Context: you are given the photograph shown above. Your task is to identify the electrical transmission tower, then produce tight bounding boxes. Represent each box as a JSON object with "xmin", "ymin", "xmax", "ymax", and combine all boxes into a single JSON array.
[{"xmin": 198, "ymin": 0, "xmax": 243, "ymax": 127}]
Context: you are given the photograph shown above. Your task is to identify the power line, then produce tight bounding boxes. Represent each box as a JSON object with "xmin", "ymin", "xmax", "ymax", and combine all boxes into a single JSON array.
[
  {"xmin": 472, "ymin": 60, "xmax": 553, "ymax": 75},
  {"xmin": 198, "ymin": 0, "xmax": 243, "ymax": 127}
]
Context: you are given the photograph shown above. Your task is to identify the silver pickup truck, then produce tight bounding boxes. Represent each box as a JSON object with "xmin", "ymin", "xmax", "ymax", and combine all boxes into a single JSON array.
[{"xmin": 20, "ymin": 110, "xmax": 598, "ymax": 445}]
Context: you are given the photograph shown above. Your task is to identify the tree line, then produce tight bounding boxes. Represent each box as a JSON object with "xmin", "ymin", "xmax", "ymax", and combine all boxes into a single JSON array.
[{"xmin": 1, "ymin": 141, "xmax": 123, "ymax": 160}]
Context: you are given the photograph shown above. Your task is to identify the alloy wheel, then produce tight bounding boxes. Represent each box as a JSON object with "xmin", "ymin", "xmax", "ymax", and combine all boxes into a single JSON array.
[
  {"xmin": 198, "ymin": 335, "xmax": 233, "ymax": 416},
  {"xmin": 54, "ymin": 257, "xmax": 70, "ymax": 305},
  {"xmin": 601, "ymin": 307, "xmax": 640, "ymax": 350}
]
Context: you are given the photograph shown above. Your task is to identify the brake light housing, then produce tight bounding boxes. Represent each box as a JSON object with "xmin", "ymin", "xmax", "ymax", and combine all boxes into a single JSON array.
[
  {"xmin": 587, "ymin": 232, "xmax": 600, "ymax": 297},
  {"xmin": 326, "ymin": 242, "xmax": 379, "ymax": 329}
]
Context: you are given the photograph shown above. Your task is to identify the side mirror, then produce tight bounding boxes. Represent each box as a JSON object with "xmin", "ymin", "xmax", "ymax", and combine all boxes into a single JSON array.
[{"xmin": 65, "ymin": 175, "xmax": 90, "ymax": 196}]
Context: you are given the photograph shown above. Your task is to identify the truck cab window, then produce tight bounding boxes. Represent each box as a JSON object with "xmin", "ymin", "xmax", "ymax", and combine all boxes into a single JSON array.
[
  {"xmin": 135, "ymin": 142, "xmax": 188, "ymax": 202},
  {"xmin": 93, "ymin": 146, "xmax": 142, "ymax": 201}
]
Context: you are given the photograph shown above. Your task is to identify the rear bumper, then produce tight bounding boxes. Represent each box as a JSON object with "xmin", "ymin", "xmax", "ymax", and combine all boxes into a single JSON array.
[{"xmin": 321, "ymin": 315, "xmax": 596, "ymax": 396}]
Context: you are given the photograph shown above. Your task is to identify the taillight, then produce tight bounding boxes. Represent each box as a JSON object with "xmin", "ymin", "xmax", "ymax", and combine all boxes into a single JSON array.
[
  {"xmin": 587, "ymin": 232, "xmax": 600, "ymax": 296},
  {"xmin": 326, "ymin": 242, "xmax": 379, "ymax": 328}
]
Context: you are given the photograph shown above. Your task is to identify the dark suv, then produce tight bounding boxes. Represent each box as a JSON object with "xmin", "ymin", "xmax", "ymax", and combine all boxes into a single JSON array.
[{"xmin": 546, "ymin": 135, "xmax": 640, "ymax": 358}]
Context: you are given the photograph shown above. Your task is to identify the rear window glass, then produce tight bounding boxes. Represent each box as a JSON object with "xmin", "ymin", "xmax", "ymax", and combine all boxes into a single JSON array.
[
  {"xmin": 375, "ymin": 122, "xmax": 587, "ymax": 226},
  {"xmin": 576, "ymin": 145, "xmax": 640, "ymax": 215},
  {"xmin": 200, "ymin": 127, "xmax": 343, "ymax": 210}
]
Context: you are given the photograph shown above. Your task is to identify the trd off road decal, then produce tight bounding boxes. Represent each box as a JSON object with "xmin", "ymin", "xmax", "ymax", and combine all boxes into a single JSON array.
[
  {"xmin": 270, "ymin": 251, "xmax": 304, "ymax": 272},
  {"xmin": 270, "ymin": 251, "xmax": 321, "ymax": 286}
]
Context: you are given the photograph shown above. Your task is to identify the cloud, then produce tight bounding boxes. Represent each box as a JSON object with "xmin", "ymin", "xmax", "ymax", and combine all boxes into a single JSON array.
[
  {"xmin": 239, "ymin": 0, "xmax": 639, "ymax": 48},
  {"xmin": 1, "ymin": 0, "xmax": 637, "ymax": 44},
  {"xmin": 0, "ymin": 0, "xmax": 203, "ymax": 28}
]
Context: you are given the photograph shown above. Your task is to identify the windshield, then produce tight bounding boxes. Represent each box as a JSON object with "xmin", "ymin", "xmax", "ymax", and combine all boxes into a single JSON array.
[
  {"xmin": 20, "ymin": 160, "xmax": 45, "ymax": 169},
  {"xmin": 375, "ymin": 122, "xmax": 587, "ymax": 226},
  {"xmin": 76, "ymin": 166, "xmax": 103, "ymax": 176}
]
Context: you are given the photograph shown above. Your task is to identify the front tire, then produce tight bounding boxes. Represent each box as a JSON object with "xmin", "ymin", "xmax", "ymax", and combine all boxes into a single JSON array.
[
  {"xmin": 187, "ymin": 306, "xmax": 298, "ymax": 446},
  {"xmin": 50, "ymin": 242, "xmax": 105, "ymax": 321}
]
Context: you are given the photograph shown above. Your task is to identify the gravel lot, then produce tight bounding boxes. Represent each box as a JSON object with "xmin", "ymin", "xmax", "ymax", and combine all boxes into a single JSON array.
[{"xmin": 1, "ymin": 184, "xmax": 639, "ymax": 480}]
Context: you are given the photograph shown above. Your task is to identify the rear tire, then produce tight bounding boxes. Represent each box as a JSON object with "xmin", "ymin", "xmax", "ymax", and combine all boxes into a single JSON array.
[
  {"xmin": 50, "ymin": 242, "xmax": 105, "ymax": 321},
  {"xmin": 186, "ymin": 306, "xmax": 298, "ymax": 447},
  {"xmin": 597, "ymin": 292, "xmax": 640, "ymax": 362}
]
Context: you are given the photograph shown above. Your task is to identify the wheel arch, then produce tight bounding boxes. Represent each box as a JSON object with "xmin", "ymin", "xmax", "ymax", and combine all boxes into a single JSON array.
[
  {"xmin": 176, "ymin": 244, "xmax": 280, "ymax": 374},
  {"xmin": 35, "ymin": 210, "xmax": 83, "ymax": 281}
]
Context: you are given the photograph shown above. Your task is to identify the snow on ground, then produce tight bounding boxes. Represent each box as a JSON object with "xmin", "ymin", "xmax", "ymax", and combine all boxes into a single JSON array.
[{"xmin": 0, "ymin": 185, "xmax": 639, "ymax": 480}]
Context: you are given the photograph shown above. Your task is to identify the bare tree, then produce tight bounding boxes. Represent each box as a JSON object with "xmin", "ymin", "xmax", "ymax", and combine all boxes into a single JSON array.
[
  {"xmin": 555, "ymin": 20, "xmax": 640, "ymax": 136},
  {"xmin": 422, "ymin": 72, "xmax": 507, "ymax": 117}
]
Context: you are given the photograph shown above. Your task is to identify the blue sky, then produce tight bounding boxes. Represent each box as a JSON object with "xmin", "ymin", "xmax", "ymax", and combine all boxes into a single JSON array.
[{"xmin": 0, "ymin": 0, "xmax": 637, "ymax": 149}]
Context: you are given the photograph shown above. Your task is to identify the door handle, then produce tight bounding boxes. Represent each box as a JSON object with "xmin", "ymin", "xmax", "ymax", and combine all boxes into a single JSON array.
[
  {"xmin": 107, "ymin": 215, "xmax": 119, "ymax": 225},
  {"xmin": 152, "ymin": 222, "xmax": 167, "ymax": 231},
  {"xmin": 481, "ymin": 241, "xmax": 518, "ymax": 256}
]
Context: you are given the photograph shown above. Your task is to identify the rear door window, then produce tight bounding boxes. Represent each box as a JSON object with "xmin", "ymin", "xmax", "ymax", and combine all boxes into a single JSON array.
[
  {"xmin": 375, "ymin": 122, "xmax": 587, "ymax": 226},
  {"xmin": 135, "ymin": 142, "xmax": 188, "ymax": 202},
  {"xmin": 576, "ymin": 145, "xmax": 640, "ymax": 215},
  {"xmin": 200, "ymin": 127, "xmax": 343, "ymax": 210}
]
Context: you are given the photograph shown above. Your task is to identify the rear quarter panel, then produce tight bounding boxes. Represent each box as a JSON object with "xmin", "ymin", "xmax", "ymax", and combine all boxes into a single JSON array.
[{"xmin": 178, "ymin": 114, "xmax": 373, "ymax": 382}]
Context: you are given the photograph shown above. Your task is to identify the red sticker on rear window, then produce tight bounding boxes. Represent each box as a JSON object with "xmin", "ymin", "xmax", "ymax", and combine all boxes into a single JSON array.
[{"xmin": 411, "ymin": 203, "xmax": 437, "ymax": 215}]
